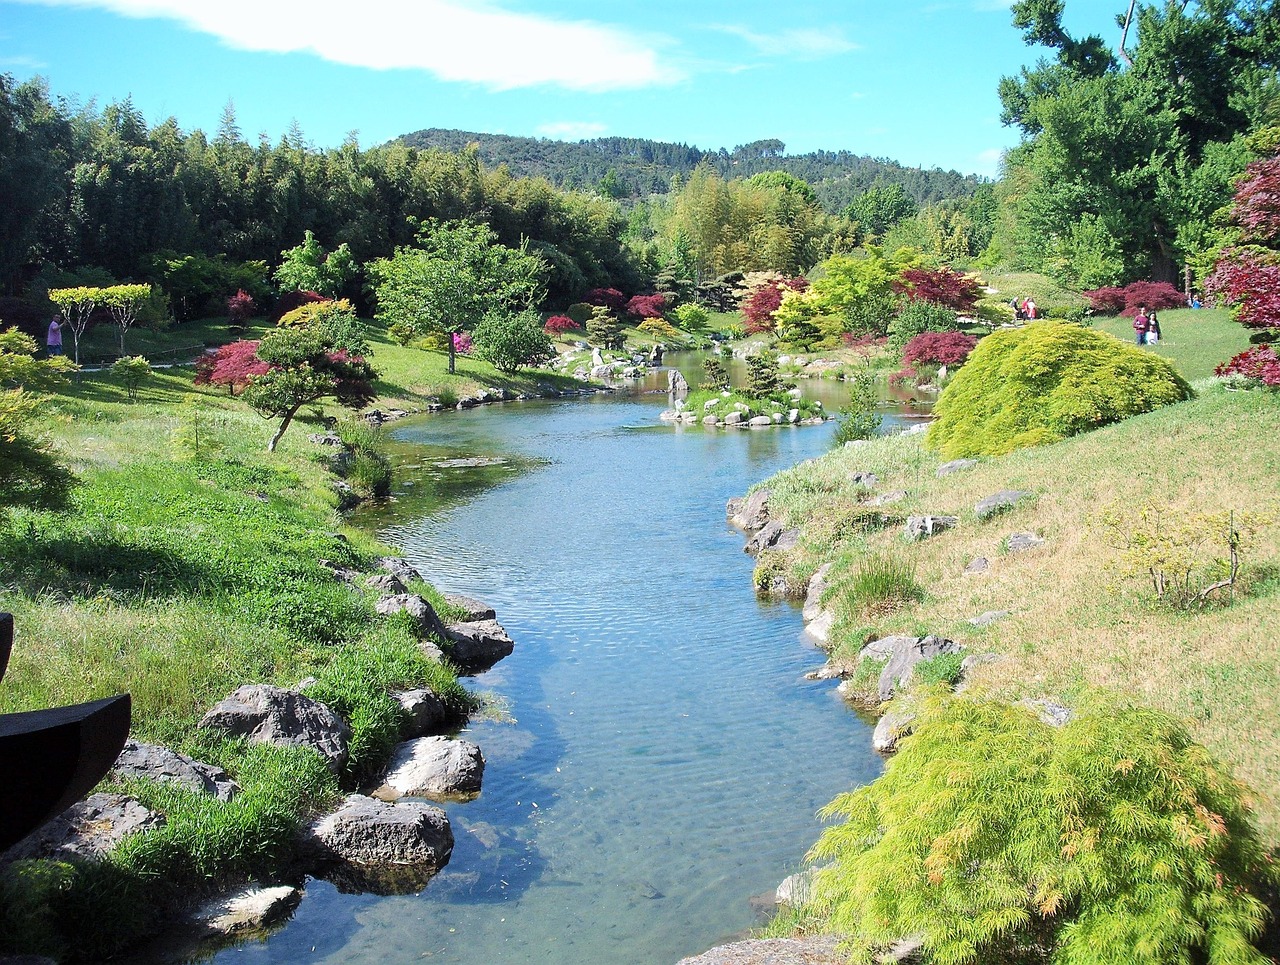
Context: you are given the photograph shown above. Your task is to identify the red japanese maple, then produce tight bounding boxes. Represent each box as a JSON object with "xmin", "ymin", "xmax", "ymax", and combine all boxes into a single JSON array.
[
  {"xmin": 893, "ymin": 267, "xmax": 981, "ymax": 313},
  {"xmin": 901, "ymin": 331, "xmax": 979, "ymax": 366},
  {"xmin": 625, "ymin": 293, "xmax": 667, "ymax": 319},
  {"xmin": 1205, "ymin": 249, "xmax": 1280, "ymax": 330},
  {"xmin": 1215, "ymin": 344, "xmax": 1280, "ymax": 386},
  {"xmin": 584, "ymin": 288, "xmax": 627, "ymax": 311},
  {"xmin": 194, "ymin": 339, "xmax": 269, "ymax": 395},
  {"xmin": 544, "ymin": 315, "xmax": 579, "ymax": 335},
  {"xmin": 1232, "ymin": 155, "xmax": 1280, "ymax": 245}
]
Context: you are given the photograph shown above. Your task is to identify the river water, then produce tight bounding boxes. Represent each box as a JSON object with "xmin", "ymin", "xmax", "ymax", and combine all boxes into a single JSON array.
[{"xmin": 206, "ymin": 362, "xmax": 910, "ymax": 965}]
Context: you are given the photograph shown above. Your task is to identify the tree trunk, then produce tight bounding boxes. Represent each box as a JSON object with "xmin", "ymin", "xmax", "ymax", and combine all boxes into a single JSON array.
[
  {"xmin": 266, "ymin": 404, "xmax": 301, "ymax": 452},
  {"xmin": 448, "ymin": 332, "xmax": 456, "ymax": 375}
]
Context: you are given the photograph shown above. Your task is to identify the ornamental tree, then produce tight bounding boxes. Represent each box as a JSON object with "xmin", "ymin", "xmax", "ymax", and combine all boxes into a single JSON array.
[
  {"xmin": 1215, "ymin": 344, "xmax": 1280, "ymax": 388},
  {"xmin": 625, "ymin": 293, "xmax": 667, "ymax": 319},
  {"xmin": 1205, "ymin": 250, "xmax": 1280, "ymax": 331},
  {"xmin": 101, "ymin": 283, "xmax": 152, "ymax": 355},
  {"xmin": 227, "ymin": 289, "xmax": 256, "ymax": 330},
  {"xmin": 586, "ymin": 306, "xmax": 624, "ymax": 350},
  {"xmin": 47, "ymin": 286, "xmax": 100, "ymax": 366},
  {"xmin": 901, "ymin": 331, "xmax": 979, "ymax": 367},
  {"xmin": 472, "ymin": 309, "xmax": 554, "ymax": 374},
  {"xmin": 241, "ymin": 309, "xmax": 375, "ymax": 451},
  {"xmin": 584, "ymin": 288, "xmax": 626, "ymax": 311},
  {"xmin": 1230, "ymin": 154, "xmax": 1280, "ymax": 246},
  {"xmin": 193, "ymin": 339, "xmax": 268, "ymax": 396},
  {"xmin": 892, "ymin": 266, "xmax": 980, "ymax": 313},
  {"xmin": 544, "ymin": 315, "xmax": 579, "ymax": 336},
  {"xmin": 0, "ymin": 327, "xmax": 73, "ymax": 510}
]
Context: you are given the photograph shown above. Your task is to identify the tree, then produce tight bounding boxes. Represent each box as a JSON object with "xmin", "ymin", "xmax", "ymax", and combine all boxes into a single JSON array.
[
  {"xmin": 369, "ymin": 219, "xmax": 546, "ymax": 374},
  {"xmin": 744, "ymin": 349, "xmax": 783, "ymax": 399},
  {"xmin": 893, "ymin": 266, "xmax": 981, "ymax": 313},
  {"xmin": 274, "ymin": 230, "xmax": 358, "ymax": 298},
  {"xmin": 586, "ymin": 305, "xmax": 624, "ymax": 350},
  {"xmin": 1206, "ymin": 149, "xmax": 1280, "ymax": 332},
  {"xmin": 472, "ymin": 309, "xmax": 555, "ymax": 374},
  {"xmin": 47, "ymin": 286, "xmax": 100, "ymax": 366},
  {"xmin": 101, "ymin": 283, "xmax": 152, "ymax": 355},
  {"xmin": 701, "ymin": 356, "xmax": 729, "ymax": 392},
  {"xmin": 111, "ymin": 355, "xmax": 152, "ymax": 401},
  {"xmin": 227, "ymin": 289, "xmax": 256, "ymax": 331},
  {"xmin": 193, "ymin": 339, "xmax": 267, "ymax": 395},
  {"xmin": 0, "ymin": 327, "xmax": 73, "ymax": 511},
  {"xmin": 240, "ymin": 306, "xmax": 376, "ymax": 451},
  {"xmin": 844, "ymin": 183, "xmax": 917, "ymax": 238}
]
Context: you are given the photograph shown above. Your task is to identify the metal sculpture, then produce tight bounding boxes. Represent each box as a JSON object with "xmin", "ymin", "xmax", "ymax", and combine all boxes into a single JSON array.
[{"xmin": 0, "ymin": 612, "xmax": 131, "ymax": 853}]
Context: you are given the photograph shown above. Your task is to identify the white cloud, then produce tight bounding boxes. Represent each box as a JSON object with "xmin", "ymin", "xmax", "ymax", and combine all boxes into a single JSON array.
[
  {"xmin": 0, "ymin": 54, "xmax": 49, "ymax": 69},
  {"xmin": 716, "ymin": 24, "xmax": 859, "ymax": 59},
  {"xmin": 537, "ymin": 121, "xmax": 607, "ymax": 140},
  {"xmin": 13, "ymin": 0, "xmax": 682, "ymax": 90}
]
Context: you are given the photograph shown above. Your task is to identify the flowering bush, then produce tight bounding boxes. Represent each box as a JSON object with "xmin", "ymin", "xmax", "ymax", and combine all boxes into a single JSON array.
[
  {"xmin": 638, "ymin": 317, "xmax": 681, "ymax": 340},
  {"xmin": 902, "ymin": 331, "xmax": 979, "ymax": 367},
  {"xmin": 892, "ymin": 267, "xmax": 981, "ymax": 312},
  {"xmin": 1084, "ymin": 281, "xmax": 1185, "ymax": 316},
  {"xmin": 1205, "ymin": 249, "xmax": 1280, "ymax": 330},
  {"xmin": 1215, "ymin": 344, "xmax": 1280, "ymax": 387},
  {"xmin": 452, "ymin": 331, "xmax": 473, "ymax": 355},
  {"xmin": 584, "ymin": 288, "xmax": 626, "ymax": 311},
  {"xmin": 194, "ymin": 340, "xmax": 268, "ymax": 395},
  {"xmin": 544, "ymin": 315, "xmax": 579, "ymax": 335},
  {"xmin": 625, "ymin": 293, "xmax": 667, "ymax": 319}
]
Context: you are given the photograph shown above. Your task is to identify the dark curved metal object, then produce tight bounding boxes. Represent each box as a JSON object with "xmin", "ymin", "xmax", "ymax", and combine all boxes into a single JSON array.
[{"xmin": 0, "ymin": 612, "xmax": 132, "ymax": 854}]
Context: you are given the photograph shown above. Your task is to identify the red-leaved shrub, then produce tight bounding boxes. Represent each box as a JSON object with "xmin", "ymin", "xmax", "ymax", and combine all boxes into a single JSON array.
[
  {"xmin": 1085, "ymin": 281, "xmax": 1185, "ymax": 316},
  {"xmin": 901, "ymin": 331, "xmax": 979, "ymax": 367},
  {"xmin": 227, "ymin": 289, "xmax": 256, "ymax": 325},
  {"xmin": 544, "ymin": 315, "xmax": 579, "ymax": 335},
  {"xmin": 742, "ymin": 277, "xmax": 808, "ymax": 334},
  {"xmin": 584, "ymin": 288, "xmax": 627, "ymax": 311},
  {"xmin": 1205, "ymin": 249, "xmax": 1280, "ymax": 330},
  {"xmin": 893, "ymin": 267, "xmax": 981, "ymax": 313},
  {"xmin": 1232, "ymin": 155, "xmax": 1280, "ymax": 245},
  {"xmin": 1083, "ymin": 287, "xmax": 1127, "ymax": 314},
  {"xmin": 269, "ymin": 289, "xmax": 326, "ymax": 323},
  {"xmin": 626, "ymin": 293, "xmax": 667, "ymax": 319},
  {"xmin": 1215, "ymin": 344, "xmax": 1280, "ymax": 386},
  {"xmin": 194, "ymin": 339, "xmax": 268, "ymax": 395}
]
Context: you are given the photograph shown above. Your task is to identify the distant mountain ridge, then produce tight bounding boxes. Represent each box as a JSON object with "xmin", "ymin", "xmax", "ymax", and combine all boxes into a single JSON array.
[{"xmin": 395, "ymin": 128, "xmax": 987, "ymax": 213}]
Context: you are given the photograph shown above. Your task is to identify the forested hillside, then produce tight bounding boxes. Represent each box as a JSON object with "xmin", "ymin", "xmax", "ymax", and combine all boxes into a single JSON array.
[{"xmin": 395, "ymin": 128, "xmax": 986, "ymax": 212}]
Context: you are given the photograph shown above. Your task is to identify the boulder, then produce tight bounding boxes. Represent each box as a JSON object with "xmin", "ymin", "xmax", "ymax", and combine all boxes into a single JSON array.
[
  {"xmin": 860, "ymin": 635, "xmax": 911, "ymax": 663},
  {"xmin": 112, "ymin": 740, "xmax": 240, "ymax": 801},
  {"xmin": 936, "ymin": 458, "xmax": 979, "ymax": 477},
  {"xmin": 744, "ymin": 520, "xmax": 799, "ymax": 556},
  {"xmin": 443, "ymin": 619, "xmax": 515, "ymax": 674},
  {"xmin": 444, "ymin": 594, "xmax": 496, "ymax": 622},
  {"xmin": 365, "ymin": 572, "xmax": 408, "ymax": 596},
  {"xmin": 776, "ymin": 868, "xmax": 818, "ymax": 907},
  {"xmin": 703, "ymin": 414, "xmax": 719, "ymax": 426},
  {"xmin": 305, "ymin": 794, "xmax": 453, "ymax": 895},
  {"xmin": 869, "ymin": 490, "xmax": 908, "ymax": 507},
  {"xmin": 199, "ymin": 685, "xmax": 351, "ymax": 776},
  {"xmin": 678, "ymin": 936, "xmax": 846, "ymax": 965},
  {"xmin": 872, "ymin": 709, "xmax": 916, "ymax": 754},
  {"xmin": 772, "ymin": 412, "xmax": 784, "ymax": 424},
  {"xmin": 194, "ymin": 885, "xmax": 303, "ymax": 938},
  {"xmin": 376, "ymin": 594, "xmax": 447, "ymax": 638},
  {"xmin": 787, "ymin": 408, "xmax": 800, "ymax": 424},
  {"xmin": 723, "ymin": 411, "xmax": 744, "ymax": 426},
  {"xmin": 1024, "ymin": 699, "xmax": 1073, "ymax": 727},
  {"xmin": 729, "ymin": 489, "xmax": 772, "ymax": 531},
  {"xmin": 748, "ymin": 415, "xmax": 773, "ymax": 428},
  {"xmin": 960, "ymin": 652, "xmax": 1003, "ymax": 674},
  {"xmin": 396, "ymin": 689, "xmax": 449, "ymax": 737},
  {"xmin": 850, "ymin": 471, "xmax": 879, "ymax": 487},
  {"xmin": 904, "ymin": 515, "xmax": 958, "ymax": 540},
  {"xmin": 372, "ymin": 737, "xmax": 485, "ymax": 802},
  {"xmin": 964, "ymin": 557, "xmax": 990, "ymax": 574},
  {"xmin": 878, "ymin": 635, "xmax": 963, "ymax": 701},
  {"xmin": 667, "ymin": 369, "xmax": 690, "ymax": 400},
  {"xmin": 1007, "ymin": 532, "xmax": 1046, "ymax": 553},
  {"xmin": 975, "ymin": 489, "xmax": 1032, "ymax": 520},
  {"xmin": 802, "ymin": 563, "xmax": 833, "ymax": 623},
  {"xmin": 967, "ymin": 610, "xmax": 1010, "ymax": 627},
  {"xmin": 379, "ymin": 557, "xmax": 424, "ymax": 583},
  {"xmin": 5, "ymin": 793, "xmax": 164, "ymax": 862}
]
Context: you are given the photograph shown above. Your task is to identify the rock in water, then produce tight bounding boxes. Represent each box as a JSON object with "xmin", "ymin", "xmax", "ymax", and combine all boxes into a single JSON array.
[
  {"xmin": 443, "ymin": 619, "xmax": 515, "ymax": 674},
  {"xmin": 667, "ymin": 368, "xmax": 689, "ymax": 401},
  {"xmin": 373, "ymin": 737, "xmax": 485, "ymax": 802}
]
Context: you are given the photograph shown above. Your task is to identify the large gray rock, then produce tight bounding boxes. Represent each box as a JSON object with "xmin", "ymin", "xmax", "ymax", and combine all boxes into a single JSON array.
[
  {"xmin": 376, "ymin": 594, "xmax": 447, "ymax": 638},
  {"xmin": 729, "ymin": 489, "xmax": 771, "ymax": 531},
  {"xmin": 878, "ymin": 635, "xmax": 963, "ymax": 701},
  {"xmin": 869, "ymin": 489, "xmax": 908, "ymax": 507},
  {"xmin": 372, "ymin": 737, "xmax": 485, "ymax": 802},
  {"xmin": 396, "ymin": 688, "xmax": 449, "ymax": 737},
  {"xmin": 1024, "ymin": 699, "xmax": 1074, "ymax": 727},
  {"xmin": 306, "ymin": 794, "xmax": 453, "ymax": 877},
  {"xmin": 802, "ymin": 563, "xmax": 833, "ymax": 623},
  {"xmin": 904, "ymin": 515, "xmax": 958, "ymax": 540},
  {"xmin": 967, "ymin": 610, "xmax": 1010, "ymax": 627},
  {"xmin": 678, "ymin": 936, "xmax": 846, "ymax": 965},
  {"xmin": 937, "ymin": 458, "xmax": 979, "ymax": 477},
  {"xmin": 748, "ymin": 415, "xmax": 773, "ymax": 427},
  {"xmin": 803, "ymin": 609, "xmax": 834, "ymax": 645},
  {"xmin": 723, "ymin": 410, "xmax": 744, "ymax": 426},
  {"xmin": 668, "ymin": 369, "xmax": 690, "ymax": 400},
  {"xmin": 776, "ymin": 868, "xmax": 819, "ymax": 907},
  {"xmin": 365, "ymin": 572, "xmax": 408, "ymax": 596},
  {"xmin": 199, "ymin": 685, "xmax": 351, "ymax": 776},
  {"xmin": 975, "ymin": 489, "xmax": 1031, "ymax": 520},
  {"xmin": 1007, "ymin": 531, "xmax": 1046, "ymax": 553},
  {"xmin": 744, "ymin": 520, "xmax": 800, "ymax": 556},
  {"xmin": 443, "ymin": 619, "xmax": 514, "ymax": 674},
  {"xmin": 964, "ymin": 556, "xmax": 990, "ymax": 574},
  {"xmin": 379, "ymin": 557, "xmax": 424, "ymax": 583},
  {"xmin": 5, "ymin": 793, "xmax": 164, "ymax": 862},
  {"xmin": 112, "ymin": 740, "xmax": 240, "ymax": 801},
  {"xmin": 850, "ymin": 471, "xmax": 879, "ymax": 487},
  {"xmin": 444, "ymin": 594, "xmax": 496, "ymax": 622},
  {"xmin": 873, "ymin": 708, "xmax": 916, "ymax": 754}
]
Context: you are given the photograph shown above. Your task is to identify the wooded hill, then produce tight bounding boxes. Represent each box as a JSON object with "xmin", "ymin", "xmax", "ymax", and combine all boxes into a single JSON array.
[{"xmin": 394, "ymin": 128, "xmax": 987, "ymax": 213}]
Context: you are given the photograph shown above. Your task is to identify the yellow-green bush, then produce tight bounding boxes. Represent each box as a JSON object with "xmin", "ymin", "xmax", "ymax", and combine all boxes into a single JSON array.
[{"xmin": 926, "ymin": 322, "xmax": 1191, "ymax": 458}]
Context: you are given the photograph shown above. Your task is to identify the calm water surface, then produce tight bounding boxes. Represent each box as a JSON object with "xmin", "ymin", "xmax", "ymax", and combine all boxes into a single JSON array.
[{"xmin": 208, "ymin": 364, "xmax": 904, "ymax": 965}]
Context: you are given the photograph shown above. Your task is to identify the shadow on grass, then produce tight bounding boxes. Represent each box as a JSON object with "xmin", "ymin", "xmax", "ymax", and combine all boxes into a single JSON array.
[{"xmin": 0, "ymin": 528, "xmax": 209, "ymax": 599}]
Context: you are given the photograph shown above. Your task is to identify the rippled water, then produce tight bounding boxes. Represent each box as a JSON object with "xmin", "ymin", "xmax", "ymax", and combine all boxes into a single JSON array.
[{"xmin": 208, "ymin": 366, "xmax": 900, "ymax": 965}]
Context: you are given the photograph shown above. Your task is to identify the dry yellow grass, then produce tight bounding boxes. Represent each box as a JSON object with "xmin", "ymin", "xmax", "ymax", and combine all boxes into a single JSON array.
[{"xmin": 767, "ymin": 384, "xmax": 1280, "ymax": 837}]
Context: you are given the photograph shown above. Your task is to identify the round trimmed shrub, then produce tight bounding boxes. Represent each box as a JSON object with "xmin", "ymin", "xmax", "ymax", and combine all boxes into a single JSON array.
[{"xmin": 926, "ymin": 322, "xmax": 1192, "ymax": 457}]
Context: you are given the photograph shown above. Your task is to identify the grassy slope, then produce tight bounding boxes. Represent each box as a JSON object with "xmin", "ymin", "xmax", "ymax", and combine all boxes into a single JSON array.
[{"xmin": 761, "ymin": 312, "xmax": 1280, "ymax": 839}]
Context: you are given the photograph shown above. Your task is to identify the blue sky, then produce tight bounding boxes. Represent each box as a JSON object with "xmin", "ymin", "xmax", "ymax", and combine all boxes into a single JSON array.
[{"xmin": 1, "ymin": 0, "xmax": 1126, "ymax": 177}]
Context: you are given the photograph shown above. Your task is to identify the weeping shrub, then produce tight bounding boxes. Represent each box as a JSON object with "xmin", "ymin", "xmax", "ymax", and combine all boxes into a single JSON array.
[
  {"xmin": 809, "ymin": 695, "xmax": 1276, "ymax": 965},
  {"xmin": 926, "ymin": 322, "xmax": 1192, "ymax": 458}
]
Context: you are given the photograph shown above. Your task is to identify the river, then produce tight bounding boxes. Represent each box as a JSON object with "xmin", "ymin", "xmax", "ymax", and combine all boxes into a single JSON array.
[{"xmin": 205, "ymin": 362, "xmax": 909, "ymax": 965}]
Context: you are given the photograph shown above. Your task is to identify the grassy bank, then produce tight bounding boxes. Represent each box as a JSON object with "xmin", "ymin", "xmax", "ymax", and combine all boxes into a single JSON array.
[{"xmin": 0, "ymin": 358, "xmax": 478, "ymax": 959}]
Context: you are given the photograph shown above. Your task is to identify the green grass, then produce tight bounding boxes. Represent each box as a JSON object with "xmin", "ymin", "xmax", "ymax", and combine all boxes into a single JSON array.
[{"xmin": 1089, "ymin": 306, "xmax": 1250, "ymax": 381}]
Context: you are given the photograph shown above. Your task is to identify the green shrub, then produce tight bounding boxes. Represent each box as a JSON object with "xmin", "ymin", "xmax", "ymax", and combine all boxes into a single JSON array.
[
  {"xmin": 472, "ymin": 309, "xmax": 555, "ymax": 374},
  {"xmin": 888, "ymin": 299, "xmax": 959, "ymax": 353},
  {"xmin": 586, "ymin": 306, "xmax": 624, "ymax": 350},
  {"xmin": 745, "ymin": 349, "xmax": 783, "ymax": 399},
  {"xmin": 914, "ymin": 651, "xmax": 966, "ymax": 687},
  {"xmin": 927, "ymin": 322, "xmax": 1193, "ymax": 458},
  {"xmin": 847, "ymin": 552, "xmax": 925, "ymax": 616},
  {"xmin": 701, "ymin": 356, "xmax": 730, "ymax": 392},
  {"xmin": 833, "ymin": 371, "xmax": 882, "ymax": 445},
  {"xmin": 810, "ymin": 696, "xmax": 1276, "ymax": 965},
  {"xmin": 672, "ymin": 303, "xmax": 709, "ymax": 332},
  {"xmin": 566, "ymin": 302, "xmax": 594, "ymax": 325}
]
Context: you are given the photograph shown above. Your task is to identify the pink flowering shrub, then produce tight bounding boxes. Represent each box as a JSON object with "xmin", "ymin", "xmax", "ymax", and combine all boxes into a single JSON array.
[
  {"xmin": 1215, "ymin": 344, "xmax": 1280, "ymax": 387},
  {"xmin": 544, "ymin": 315, "xmax": 580, "ymax": 335},
  {"xmin": 452, "ymin": 331, "xmax": 473, "ymax": 355}
]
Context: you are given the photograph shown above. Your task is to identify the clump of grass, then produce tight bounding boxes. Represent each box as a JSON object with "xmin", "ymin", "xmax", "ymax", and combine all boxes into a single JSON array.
[
  {"xmin": 914, "ymin": 652, "xmax": 966, "ymax": 688},
  {"xmin": 334, "ymin": 418, "xmax": 392, "ymax": 498},
  {"xmin": 847, "ymin": 552, "xmax": 925, "ymax": 616}
]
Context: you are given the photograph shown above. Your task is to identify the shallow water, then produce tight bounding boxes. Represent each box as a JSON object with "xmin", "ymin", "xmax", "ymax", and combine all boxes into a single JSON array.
[{"xmin": 207, "ymin": 368, "xmax": 900, "ymax": 965}]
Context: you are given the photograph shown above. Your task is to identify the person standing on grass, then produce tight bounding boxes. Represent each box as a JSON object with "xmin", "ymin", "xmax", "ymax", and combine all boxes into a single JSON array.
[
  {"xmin": 1146, "ymin": 311, "xmax": 1162, "ymax": 344},
  {"xmin": 1133, "ymin": 305, "xmax": 1149, "ymax": 345},
  {"xmin": 46, "ymin": 315, "xmax": 64, "ymax": 356}
]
